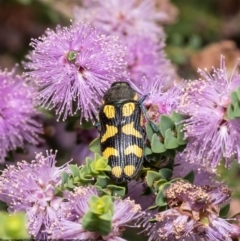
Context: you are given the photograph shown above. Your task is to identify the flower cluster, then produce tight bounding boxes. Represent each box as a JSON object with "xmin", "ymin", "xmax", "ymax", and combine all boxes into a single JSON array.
[
  {"xmin": 25, "ymin": 22, "xmax": 127, "ymax": 123},
  {"xmin": 0, "ymin": 68, "xmax": 42, "ymax": 162},
  {"xmin": 0, "ymin": 151, "xmax": 69, "ymax": 239},
  {"xmin": 141, "ymin": 180, "xmax": 232, "ymax": 241},
  {"xmin": 178, "ymin": 57, "xmax": 240, "ymax": 169},
  {"xmin": 49, "ymin": 186, "xmax": 143, "ymax": 240}
]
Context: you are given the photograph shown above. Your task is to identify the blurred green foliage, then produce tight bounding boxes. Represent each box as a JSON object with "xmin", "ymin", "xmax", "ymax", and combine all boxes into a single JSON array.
[{"xmin": 0, "ymin": 212, "xmax": 29, "ymax": 239}]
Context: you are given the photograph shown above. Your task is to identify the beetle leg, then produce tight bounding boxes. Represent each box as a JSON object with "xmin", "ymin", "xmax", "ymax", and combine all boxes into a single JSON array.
[
  {"xmin": 139, "ymin": 102, "xmax": 159, "ymax": 133},
  {"xmin": 95, "ymin": 122, "xmax": 101, "ymax": 133}
]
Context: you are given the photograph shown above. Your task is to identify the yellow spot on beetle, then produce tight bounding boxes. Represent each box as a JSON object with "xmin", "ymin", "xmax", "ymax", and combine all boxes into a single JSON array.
[
  {"xmin": 112, "ymin": 166, "xmax": 122, "ymax": 178},
  {"xmin": 122, "ymin": 103, "xmax": 135, "ymax": 117},
  {"xmin": 104, "ymin": 105, "xmax": 115, "ymax": 119},
  {"xmin": 102, "ymin": 147, "xmax": 119, "ymax": 158},
  {"xmin": 124, "ymin": 165, "xmax": 136, "ymax": 177},
  {"xmin": 101, "ymin": 125, "xmax": 118, "ymax": 143},
  {"xmin": 133, "ymin": 93, "xmax": 138, "ymax": 101},
  {"xmin": 122, "ymin": 122, "xmax": 142, "ymax": 138},
  {"xmin": 124, "ymin": 145, "xmax": 142, "ymax": 157}
]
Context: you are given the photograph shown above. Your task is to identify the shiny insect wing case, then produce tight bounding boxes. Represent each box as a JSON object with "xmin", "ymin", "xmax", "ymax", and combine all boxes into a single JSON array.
[{"xmin": 99, "ymin": 82, "xmax": 144, "ymax": 183}]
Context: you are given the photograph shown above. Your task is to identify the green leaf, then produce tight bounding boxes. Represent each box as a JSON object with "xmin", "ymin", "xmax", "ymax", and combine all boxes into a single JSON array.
[
  {"xmin": 156, "ymin": 183, "xmax": 171, "ymax": 206},
  {"xmin": 95, "ymin": 176, "xmax": 109, "ymax": 188},
  {"xmin": 230, "ymin": 91, "xmax": 238, "ymax": 104},
  {"xmin": 155, "ymin": 190, "xmax": 167, "ymax": 207},
  {"xmin": 159, "ymin": 168, "xmax": 173, "ymax": 180},
  {"xmin": 219, "ymin": 204, "xmax": 230, "ymax": 218},
  {"xmin": 106, "ymin": 185, "xmax": 126, "ymax": 197},
  {"xmin": 164, "ymin": 129, "xmax": 179, "ymax": 149},
  {"xmin": 151, "ymin": 133, "xmax": 166, "ymax": 153},
  {"xmin": 67, "ymin": 178, "xmax": 75, "ymax": 189},
  {"xmin": 183, "ymin": 170, "xmax": 195, "ymax": 183},
  {"xmin": 154, "ymin": 179, "xmax": 167, "ymax": 192},
  {"xmin": 233, "ymin": 101, "xmax": 240, "ymax": 118},
  {"xmin": 162, "ymin": 150, "xmax": 176, "ymax": 158},
  {"xmin": 89, "ymin": 137, "xmax": 101, "ymax": 154},
  {"xmin": 171, "ymin": 111, "xmax": 184, "ymax": 123},
  {"xmin": 146, "ymin": 122, "xmax": 154, "ymax": 140},
  {"xmin": 227, "ymin": 104, "xmax": 235, "ymax": 120},
  {"xmin": 176, "ymin": 125, "xmax": 187, "ymax": 145},
  {"xmin": 82, "ymin": 211, "xmax": 112, "ymax": 236},
  {"xmin": 61, "ymin": 172, "xmax": 69, "ymax": 186},
  {"xmin": 144, "ymin": 147, "xmax": 153, "ymax": 155},
  {"xmin": 69, "ymin": 165, "xmax": 80, "ymax": 178},
  {"xmin": 1, "ymin": 212, "xmax": 29, "ymax": 239},
  {"xmin": 89, "ymin": 195, "xmax": 113, "ymax": 216},
  {"xmin": 159, "ymin": 115, "xmax": 175, "ymax": 137},
  {"xmin": 146, "ymin": 171, "xmax": 162, "ymax": 187},
  {"xmin": 237, "ymin": 86, "xmax": 240, "ymax": 100}
]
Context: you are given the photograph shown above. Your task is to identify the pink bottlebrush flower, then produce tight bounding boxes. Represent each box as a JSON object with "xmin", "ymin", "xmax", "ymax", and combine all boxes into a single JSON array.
[
  {"xmin": 0, "ymin": 151, "xmax": 69, "ymax": 239},
  {"xmin": 25, "ymin": 22, "xmax": 127, "ymax": 123},
  {"xmin": 140, "ymin": 180, "xmax": 233, "ymax": 241},
  {"xmin": 125, "ymin": 35, "xmax": 172, "ymax": 87},
  {"xmin": 132, "ymin": 76, "xmax": 181, "ymax": 123},
  {"xmin": 0, "ymin": 68, "xmax": 42, "ymax": 162},
  {"xmin": 50, "ymin": 186, "xmax": 143, "ymax": 240},
  {"xmin": 178, "ymin": 57, "xmax": 240, "ymax": 168},
  {"xmin": 74, "ymin": 0, "xmax": 166, "ymax": 39}
]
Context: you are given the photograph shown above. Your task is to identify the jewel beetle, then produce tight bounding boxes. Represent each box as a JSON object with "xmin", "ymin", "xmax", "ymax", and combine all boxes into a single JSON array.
[{"xmin": 99, "ymin": 81, "xmax": 148, "ymax": 183}]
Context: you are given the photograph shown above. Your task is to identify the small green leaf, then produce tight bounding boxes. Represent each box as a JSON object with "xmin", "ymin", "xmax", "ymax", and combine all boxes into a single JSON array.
[
  {"xmin": 89, "ymin": 137, "xmax": 101, "ymax": 154},
  {"xmin": 155, "ymin": 179, "xmax": 167, "ymax": 191},
  {"xmin": 89, "ymin": 195, "xmax": 113, "ymax": 216},
  {"xmin": 159, "ymin": 115, "xmax": 175, "ymax": 137},
  {"xmin": 183, "ymin": 170, "xmax": 195, "ymax": 183},
  {"xmin": 67, "ymin": 178, "xmax": 75, "ymax": 189},
  {"xmin": 61, "ymin": 172, "xmax": 69, "ymax": 186},
  {"xmin": 159, "ymin": 168, "xmax": 173, "ymax": 180},
  {"xmin": 230, "ymin": 91, "xmax": 238, "ymax": 104},
  {"xmin": 155, "ymin": 190, "xmax": 167, "ymax": 207},
  {"xmin": 69, "ymin": 165, "xmax": 80, "ymax": 178},
  {"xmin": 237, "ymin": 86, "xmax": 240, "ymax": 100},
  {"xmin": 95, "ymin": 176, "xmax": 109, "ymax": 188},
  {"xmin": 151, "ymin": 133, "xmax": 166, "ymax": 153},
  {"xmin": 227, "ymin": 104, "xmax": 235, "ymax": 120},
  {"xmin": 219, "ymin": 204, "xmax": 230, "ymax": 217},
  {"xmin": 176, "ymin": 125, "xmax": 187, "ymax": 145},
  {"xmin": 233, "ymin": 101, "xmax": 240, "ymax": 118},
  {"xmin": 156, "ymin": 183, "xmax": 171, "ymax": 207},
  {"xmin": 146, "ymin": 122, "xmax": 154, "ymax": 140},
  {"xmin": 171, "ymin": 111, "xmax": 184, "ymax": 123},
  {"xmin": 164, "ymin": 129, "xmax": 179, "ymax": 149},
  {"xmin": 82, "ymin": 211, "xmax": 112, "ymax": 236},
  {"xmin": 144, "ymin": 147, "xmax": 153, "ymax": 155},
  {"xmin": 146, "ymin": 170, "xmax": 162, "ymax": 187},
  {"xmin": 106, "ymin": 185, "xmax": 126, "ymax": 197}
]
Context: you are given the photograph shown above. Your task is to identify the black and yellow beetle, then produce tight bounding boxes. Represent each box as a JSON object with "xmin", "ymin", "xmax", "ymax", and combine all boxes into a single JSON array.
[{"xmin": 99, "ymin": 81, "xmax": 147, "ymax": 183}]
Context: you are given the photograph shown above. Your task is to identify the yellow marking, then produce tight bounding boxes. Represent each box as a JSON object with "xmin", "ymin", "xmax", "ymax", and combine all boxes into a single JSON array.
[
  {"xmin": 102, "ymin": 147, "xmax": 119, "ymax": 158},
  {"xmin": 101, "ymin": 125, "xmax": 118, "ymax": 143},
  {"xmin": 122, "ymin": 103, "xmax": 135, "ymax": 117},
  {"xmin": 124, "ymin": 165, "xmax": 136, "ymax": 177},
  {"xmin": 133, "ymin": 93, "xmax": 138, "ymax": 101},
  {"xmin": 122, "ymin": 122, "xmax": 142, "ymax": 138},
  {"xmin": 103, "ymin": 105, "xmax": 115, "ymax": 119},
  {"xmin": 112, "ymin": 166, "xmax": 122, "ymax": 178},
  {"xmin": 124, "ymin": 145, "xmax": 143, "ymax": 157}
]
